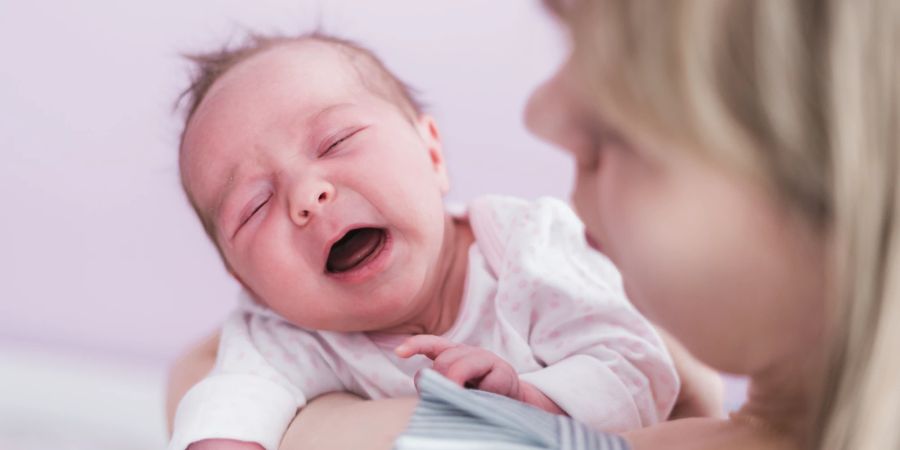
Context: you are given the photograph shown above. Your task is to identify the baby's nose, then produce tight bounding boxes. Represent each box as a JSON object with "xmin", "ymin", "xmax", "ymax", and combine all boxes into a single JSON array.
[{"xmin": 290, "ymin": 180, "xmax": 335, "ymax": 227}]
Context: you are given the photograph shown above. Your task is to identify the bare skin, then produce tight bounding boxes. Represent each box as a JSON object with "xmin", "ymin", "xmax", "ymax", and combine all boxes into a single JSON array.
[
  {"xmin": 280, "ymin": 394, "xmax": 417, "ymax": 450},
  {"xmin": 165, "ymin": 332, "xmax": 416, "ymax": 450},
  {"xmin": 175, "ymin": 212, "xmax": 474, "ymax": 450},
  {"xmin": 172, "ymin": 40, "xmax": 729, "ymax": 450},
  {"xmin": 396, "ymin": 334, "xmax": 566, "ymax": 415},
  {"xmin": 180, "ymin": 41, "xmax": 475, "ymax": 339},
  {"xmin": 170, "ymin": 140, "xmax": 818, "ymax": 450},
  {"xmin": 523, "ymin": 57, "xmax": 827, "ymax": 450},
  {"xmin": 166, "ymin": 328, "xmax": 723, "ymax": 449},
  {"xmin": 175, "ymin": 41, "xmax": 485, "ymax": 449}
]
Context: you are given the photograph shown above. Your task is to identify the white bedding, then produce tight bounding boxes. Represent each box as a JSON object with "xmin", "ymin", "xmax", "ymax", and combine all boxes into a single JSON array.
[{"xmin": 0, "ymin": 342, "xmax": 168, "ymax": 450}]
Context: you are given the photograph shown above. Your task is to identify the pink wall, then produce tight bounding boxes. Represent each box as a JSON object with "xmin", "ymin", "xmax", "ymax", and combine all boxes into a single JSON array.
[{"xmin": 0, "ymin": 1, "xmax": 572, "ymax": 363}]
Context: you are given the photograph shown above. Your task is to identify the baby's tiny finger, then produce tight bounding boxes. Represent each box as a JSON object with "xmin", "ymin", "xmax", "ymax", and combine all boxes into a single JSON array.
[
  {"xmin": 431, "ymin": 345, "xmax": 477, "ymax": 375},
  {"xmin": 444, "ymin": 352, "xmax": 494, "ymax": 388},
  {"xmin": 395, "ymin": 334, "xmax": 456, "ymax": 359},
  {"xmin": 476, "ymin": 364, "xmax": 517, "ymax": 397}
]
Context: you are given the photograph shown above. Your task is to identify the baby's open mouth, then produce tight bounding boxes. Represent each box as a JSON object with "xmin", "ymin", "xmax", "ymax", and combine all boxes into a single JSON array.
[{"xmin": 326, "ymin": 227, "xmax": 387, "ymax": 273}]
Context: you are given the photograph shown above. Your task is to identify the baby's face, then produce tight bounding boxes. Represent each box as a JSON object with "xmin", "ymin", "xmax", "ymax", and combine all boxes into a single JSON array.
[{"xmin": 181, "ymin": 42, "xmax": 450, "ymax": 332}]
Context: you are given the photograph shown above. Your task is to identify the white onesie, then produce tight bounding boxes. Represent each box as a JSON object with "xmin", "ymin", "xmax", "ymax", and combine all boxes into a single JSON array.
[{"xmin": 170, "ymin": 196, "xmax": 680, "ymax": 450}]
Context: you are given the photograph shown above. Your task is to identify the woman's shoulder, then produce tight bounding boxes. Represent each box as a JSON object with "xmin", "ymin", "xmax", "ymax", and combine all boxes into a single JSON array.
[{"xmin": 624, "ymin": 417, "xmax": 798, "ymax": 450}]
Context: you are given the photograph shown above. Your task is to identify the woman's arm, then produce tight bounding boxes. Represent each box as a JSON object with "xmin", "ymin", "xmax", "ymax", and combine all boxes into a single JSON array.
[
  {"xmin": 280, "ymin": 393, "xmax": 416, "ymax": 450},
  {"xmin": 656, "ymin": 329, "xmax": 725, "ymax": 420},
  {"xmin": 166, "ymin": 332, "xmax": 220, "ymax": 433},
  {"xmin": 165, "ymin": 329, "xmax": 720, "ymax": 449},
  {"xmin": 166, "ymin": 332, "xmax": 416, "ymax": 450}
]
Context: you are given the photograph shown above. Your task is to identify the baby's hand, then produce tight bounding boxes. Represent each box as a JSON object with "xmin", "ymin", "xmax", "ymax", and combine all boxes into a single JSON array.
[
  {"xmin": 396, "ymin": 335, "xmax": 521, "ymax": 396},
  {"xmin": 187, "ymin": 439, "xmax": 264, "ymax": 450},
  {"xmin": 396, "ymin": 335, "xmax": 565, "ymax": 415}
]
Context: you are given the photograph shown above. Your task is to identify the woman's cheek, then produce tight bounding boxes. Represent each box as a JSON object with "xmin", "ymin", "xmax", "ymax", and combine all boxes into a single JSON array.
[
  {"xmin": 571, "ymin": 171, "xmax": 599, "ymax": 229},
  {"xmin": 592, "ymin": 169, "xmax": 682, "ymax": 316}
]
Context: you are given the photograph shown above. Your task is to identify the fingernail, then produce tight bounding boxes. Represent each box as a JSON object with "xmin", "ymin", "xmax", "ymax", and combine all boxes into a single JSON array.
[{"xmin": 395, "ymin": 345, "xmax": 409, "ymax": 356}]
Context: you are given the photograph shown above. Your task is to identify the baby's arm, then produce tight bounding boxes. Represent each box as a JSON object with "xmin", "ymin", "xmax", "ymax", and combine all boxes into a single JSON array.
[
  {"xmin": 167, "ymin": 334, "xmax": 415, "ymax": 450},
  {"xmin": 166, "ymin": 334, "xmax": 263, "ymax": 450},
  {"xmin": 396, "ymin": 335, "xmax": 564, "ymax": 415},
  {"xmin": 507, "ymin": 272, "xmax": 681, "ymax": 433},
  {"xmin": 168, "ymin": 310, "xmax": 325, "ymax": 450}
]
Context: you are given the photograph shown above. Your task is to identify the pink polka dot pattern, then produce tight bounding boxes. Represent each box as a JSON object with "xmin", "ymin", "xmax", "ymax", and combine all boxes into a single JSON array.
[{"xmin": 176, "ymin": 196, "xmax": 679, "ymax": 447}]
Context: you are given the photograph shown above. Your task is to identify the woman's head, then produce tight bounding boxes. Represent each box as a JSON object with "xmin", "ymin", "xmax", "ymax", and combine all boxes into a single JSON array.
[{"xmin": 527, "ymin": 0, "xmax": 899, "ymax": 447}]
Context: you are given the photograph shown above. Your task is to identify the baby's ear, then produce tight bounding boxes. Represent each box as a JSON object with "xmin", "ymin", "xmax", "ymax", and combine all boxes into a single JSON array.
[{"xmin": 415, "ymin": 114, "xmax": 450, "ymax": 194}]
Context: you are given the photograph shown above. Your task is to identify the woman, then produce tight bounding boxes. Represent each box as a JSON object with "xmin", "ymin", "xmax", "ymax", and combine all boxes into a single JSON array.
[{"xmin": 168, "ymin": 0, "xmax": 899, "ymax": 449}]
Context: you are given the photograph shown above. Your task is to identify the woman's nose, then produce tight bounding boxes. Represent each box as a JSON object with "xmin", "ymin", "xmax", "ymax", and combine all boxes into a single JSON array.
[
  {"xmin": 524, "ymin": 69, "xmax": 564, "ymax": 135},
  {"xmin": 524, "ymin": 63, "xmax": 585, "ymax": 155},
  {"xmin": 289, "ymin": 178, "xmax": 335, "ymax": 227}
]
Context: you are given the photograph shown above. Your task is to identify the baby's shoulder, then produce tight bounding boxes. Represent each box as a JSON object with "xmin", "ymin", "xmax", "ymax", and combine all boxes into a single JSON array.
[
  {"xmin": 469, "ymin": 195, "xmax": 619, "ymax": 284},
  {"xmin": 468, "ymin": 195, "xmax": 578, "ymax": 237},
  {"xmin": 468, "ymin": 195, "xmax": 582, "ymax": 259},
  {"xmin": 227, "ymin": 293, "xmax": 327, "ymax": 344}
]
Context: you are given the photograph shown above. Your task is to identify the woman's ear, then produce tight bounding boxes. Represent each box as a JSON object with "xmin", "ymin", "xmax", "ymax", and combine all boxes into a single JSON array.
[{"xmin": 415, "ymin": 114, "xmax": 450, "ymax": 194}]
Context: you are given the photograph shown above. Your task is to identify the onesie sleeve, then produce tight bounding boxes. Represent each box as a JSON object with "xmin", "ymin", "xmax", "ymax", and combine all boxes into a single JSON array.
[
  {"xmin": 502, "ymin": 198, "xmax": 679, "ymax": 432},
  {"xmin": 168, "ymin": 306, "xmax": 340, "ymax": 450}
]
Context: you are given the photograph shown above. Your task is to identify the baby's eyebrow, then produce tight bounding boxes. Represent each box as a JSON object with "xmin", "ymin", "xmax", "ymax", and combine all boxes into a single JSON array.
[{"xmin": 307, "ymin": 102, "xmax": 355, "ymax": 126}]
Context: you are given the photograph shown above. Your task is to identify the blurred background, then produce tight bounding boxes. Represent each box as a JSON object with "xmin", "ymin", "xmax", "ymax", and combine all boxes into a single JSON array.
[{"xmin": 0, "ymin": 1, "xmax": 744, "ymax": 448}]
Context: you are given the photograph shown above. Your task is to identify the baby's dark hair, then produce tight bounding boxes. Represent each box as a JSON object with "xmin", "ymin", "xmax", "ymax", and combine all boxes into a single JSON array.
[{"xmin": 176, "ymin": 31, "xmax": 424, "ymax": 248}]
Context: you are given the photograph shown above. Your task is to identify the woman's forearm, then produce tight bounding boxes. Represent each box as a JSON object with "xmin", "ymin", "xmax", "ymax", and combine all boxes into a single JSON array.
[
  {"xmin": 166, "ymin": 332, "xmax": 220, "ymax": 432},
  {"xmin": 280, "ymin": 394, "xmax": 417, "ymax": 450},
  {"xmin": 656, "ymin": 328, "xmax": 724, "ymax": 420}
]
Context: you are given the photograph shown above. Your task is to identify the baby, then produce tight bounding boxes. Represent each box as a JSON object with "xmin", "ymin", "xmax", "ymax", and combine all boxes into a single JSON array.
[{"xmin": 169, "ymin": 33, "xmax": 679, "ymax": 450}]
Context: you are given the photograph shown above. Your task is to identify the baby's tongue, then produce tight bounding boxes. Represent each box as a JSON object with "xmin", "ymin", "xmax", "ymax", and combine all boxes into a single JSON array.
[{"xmin": 326, "ymin": 228, "xmax": 383, "ymax": 273}]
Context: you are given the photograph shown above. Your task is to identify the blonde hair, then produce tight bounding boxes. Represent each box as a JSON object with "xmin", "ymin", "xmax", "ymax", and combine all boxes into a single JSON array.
[{"xmin": 548, "ymin": 0, "xmax": 899, "ymax": 448}]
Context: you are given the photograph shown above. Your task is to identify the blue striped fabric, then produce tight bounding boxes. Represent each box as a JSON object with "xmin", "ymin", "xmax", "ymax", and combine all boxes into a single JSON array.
[{"xmin": 394, "ymin": 370, "xmax": 630, "ymax": 450}]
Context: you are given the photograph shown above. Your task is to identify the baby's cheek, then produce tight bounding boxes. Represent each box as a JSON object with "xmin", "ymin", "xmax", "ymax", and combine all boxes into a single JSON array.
[{"xmin": 241, "ymin": 237, "xmax": 298, "ymax": 299}]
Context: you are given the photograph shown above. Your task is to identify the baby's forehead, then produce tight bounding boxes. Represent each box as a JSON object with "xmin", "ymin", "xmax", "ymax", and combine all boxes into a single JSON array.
[
  {"xmin": 181, "ymin": 42, "xmax": 378, "ymax": 216},
  {"xmin": 213, "ymin": 41, "xmax": 362, "ymax": 97},
  {"xmin": 192, "ymin": 42, "xmax": 401, "ymax": 141},
  {"xmin": 231, "ymin": 39, "xmax": 415, "ymax": 117},
  {"xmin": 188, "ymin": 45, "xmax": 368, "ymax": 147}
]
